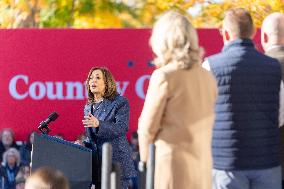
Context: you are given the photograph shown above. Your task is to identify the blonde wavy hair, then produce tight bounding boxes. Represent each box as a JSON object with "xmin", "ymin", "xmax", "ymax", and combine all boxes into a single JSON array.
[{"xmin": 150, "ymin": 10, "xmax": 203, "ymax": 69}]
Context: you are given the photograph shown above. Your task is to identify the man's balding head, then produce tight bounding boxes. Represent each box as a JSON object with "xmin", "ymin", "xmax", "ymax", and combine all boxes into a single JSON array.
[{"xmin": 262, "ymin": 12, "xmax": 284, "ymax": 51}]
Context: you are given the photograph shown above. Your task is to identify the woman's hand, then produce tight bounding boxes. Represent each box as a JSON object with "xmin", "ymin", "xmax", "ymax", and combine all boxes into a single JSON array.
[
  {"xmin": 82, "ymin": 113, "xmax": 100, "ymax": 128},
  {"xmin": 74, "ymin": 140, "xmax": 84, "ymax": 146}
]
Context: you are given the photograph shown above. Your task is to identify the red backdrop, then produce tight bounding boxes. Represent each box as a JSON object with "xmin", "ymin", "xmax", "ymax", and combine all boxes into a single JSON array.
[{"xmin": 0, "ymin": 29, "xmax": 261, "ymax": 141}]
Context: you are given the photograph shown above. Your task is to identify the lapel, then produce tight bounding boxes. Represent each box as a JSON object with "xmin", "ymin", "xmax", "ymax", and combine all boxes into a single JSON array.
[
  {"xmin": 98, "ymin": 98, "xmax": 116, "ymax": 121},
  {"xmin": 87, "ymin": 97, "xmax": 117, "ymax": 121},
  {"xmin": 84, "ymin": 105, "xmax": 92, "ymax": 116}
]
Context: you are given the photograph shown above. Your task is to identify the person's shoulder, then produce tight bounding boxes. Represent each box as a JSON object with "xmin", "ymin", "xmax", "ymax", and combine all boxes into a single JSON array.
[
  {"xmin": 150, "ymin": 68, "xmax": 169, "ymax": 84},
  {"xmin": 204, "ymin": 52, "xmax": 227, "ymax": 70},
  {"xmin": 111, "ymin": 95, "xmax": 129, "ymax": 110},
  {"xmin": 153, "ymin": 65, "xmax": 169, "ymax": 74},
  {"xmin": 206, "ymin": 52, "xmax": 225, "ymax": 62},
  {"xmin": 153, "ymin": 63, "xmax": 179, "ymax": 78},
  {"xmin": 258, "ymin": 52, "xmax": 281, "ymax": 66},
  {"xmin": 83, "ymin": 103, "xmax": 92, "ymax": 115},
  {"xmin": 84, "ymin": 103, "xmax": 91, "ymax": 109},
  {"xmin": 112, "ymin": 95, "xmax": 129, "ymax": 104},
  {"xmin": 114, "ymin": 94, "xmax": 127, "ymax": 101},
  {"xmin": 198, "ymin": 64, "xmax": 216, "ymax": 80},
  {"xmin": 261, "ymin": 52, "xmax": 279, "ymax": 61},
  {"xmin": 266, "ymin": 48, "xmax": 284, "ymax": 66},
  {"xmin": 12, "ymin": 142, "xmax": 20, "ymax": 149}
]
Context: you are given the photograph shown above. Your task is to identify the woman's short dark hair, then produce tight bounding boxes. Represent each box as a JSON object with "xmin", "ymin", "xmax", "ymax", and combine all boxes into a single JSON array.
[{"xmin": 86, "ymin": 67, "xmax": 118, "ymax": 104}]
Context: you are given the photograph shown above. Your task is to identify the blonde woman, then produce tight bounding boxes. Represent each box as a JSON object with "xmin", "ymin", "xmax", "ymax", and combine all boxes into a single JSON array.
[{"xmin": 138, "ymin": 10, "xmax": 217, "ymax": 189}]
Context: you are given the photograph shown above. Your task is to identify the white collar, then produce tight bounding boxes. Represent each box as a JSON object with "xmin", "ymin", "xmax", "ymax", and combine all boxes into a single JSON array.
[{"xmin": 266, "ymin": 45, "xmax": 284, "ymax": 52}]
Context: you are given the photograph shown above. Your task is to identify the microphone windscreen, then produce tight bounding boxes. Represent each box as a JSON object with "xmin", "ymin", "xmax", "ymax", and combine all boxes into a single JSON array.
[{"xmin": 48, "ymin": 112, "xmax": 59, "ymax": 121}]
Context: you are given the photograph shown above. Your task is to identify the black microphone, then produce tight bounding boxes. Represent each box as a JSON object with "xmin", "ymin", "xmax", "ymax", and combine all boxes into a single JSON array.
[
  {"xmin": 44, "ymin": 112, "xmax": 59, "ymax": 124},
  {"xmin": 38, "ymin": 112, "xmax": 59, "ymax": 134}
]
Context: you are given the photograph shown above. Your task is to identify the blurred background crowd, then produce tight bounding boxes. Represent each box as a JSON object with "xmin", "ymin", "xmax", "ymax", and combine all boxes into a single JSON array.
[{"xmin": 0, "ymin": 128, "xmax": 139, "ymax": 189}]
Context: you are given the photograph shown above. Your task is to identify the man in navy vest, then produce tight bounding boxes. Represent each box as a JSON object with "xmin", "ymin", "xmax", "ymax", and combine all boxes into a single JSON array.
[
  {"xmin": 261, "ymin": 12, "xmax": 284, "ymax": 188},
  {"xmin": 203, "ymin": 8, "xmax": 282, "ymax": 189}
]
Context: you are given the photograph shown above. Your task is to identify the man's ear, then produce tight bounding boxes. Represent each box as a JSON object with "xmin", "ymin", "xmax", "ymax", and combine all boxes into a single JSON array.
[
  {"xmin": 264, "ymin": 32, "xmax": 268, "ymax": 43},
  {"xmin": 224, "ymin": 30, "xmax": 230, "ymax": 41}
]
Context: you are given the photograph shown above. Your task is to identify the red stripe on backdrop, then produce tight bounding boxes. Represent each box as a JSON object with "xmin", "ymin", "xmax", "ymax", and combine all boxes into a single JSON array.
[{"xmin": 0, "ymin": 29, "xmax": 261, "ymax": 141}]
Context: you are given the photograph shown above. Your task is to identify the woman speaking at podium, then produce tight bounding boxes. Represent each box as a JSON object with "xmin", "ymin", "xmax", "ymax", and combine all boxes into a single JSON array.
[{"xmin": 82, "ymin": 67, "xmax": 136, "ymax": 189}]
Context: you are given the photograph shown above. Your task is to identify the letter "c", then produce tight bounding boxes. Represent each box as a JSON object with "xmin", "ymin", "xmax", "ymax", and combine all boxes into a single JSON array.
[
  {"xmin": 9, "ymin": 75, "xmax": 28, "ymax": 100},
  {"xmin": 135, "ymin": 75, "xmax": 150, "ymax": 99}
]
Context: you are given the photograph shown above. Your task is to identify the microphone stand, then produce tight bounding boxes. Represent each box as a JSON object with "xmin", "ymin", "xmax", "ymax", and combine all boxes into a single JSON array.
[{"xmin": 38, "ymin": 122, "xmax": 51, "ymax": 135}]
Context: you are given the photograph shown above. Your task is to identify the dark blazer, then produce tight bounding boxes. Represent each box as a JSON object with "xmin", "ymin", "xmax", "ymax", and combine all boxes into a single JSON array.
[
  {"xmin": 266, "ymin": 46, "xmax": 284, "ymax": 180},
  {"xmin": 266, "ymin": 46, "xmax": 284, "ymax": 81},
  {"xmin": 19, "ymin": 143, "xmax": 32, "ymax": 166},
  {"xmin": 0, "ymin": 163, "xmax": 20, "ymax": 189},
  {"xmin": 84, "ymin": 95, "xmax": 136, "ymax": 181}
]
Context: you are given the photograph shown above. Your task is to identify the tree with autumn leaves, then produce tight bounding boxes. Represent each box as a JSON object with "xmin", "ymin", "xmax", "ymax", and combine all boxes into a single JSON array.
[{"xmin": 0, "ymin": 0, "xmax": 284, "ymax": 28}]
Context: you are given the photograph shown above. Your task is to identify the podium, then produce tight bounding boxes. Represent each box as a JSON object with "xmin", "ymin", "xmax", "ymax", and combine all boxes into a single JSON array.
[{"xmin": 31, "ymin": 133, "xmax": 93, "ymax": 189}]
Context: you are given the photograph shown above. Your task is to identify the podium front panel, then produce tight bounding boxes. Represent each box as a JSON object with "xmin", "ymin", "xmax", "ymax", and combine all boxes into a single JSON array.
[{"xmin": 32, "ymin": 133, "xmax": 93, "ymax": 189}]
